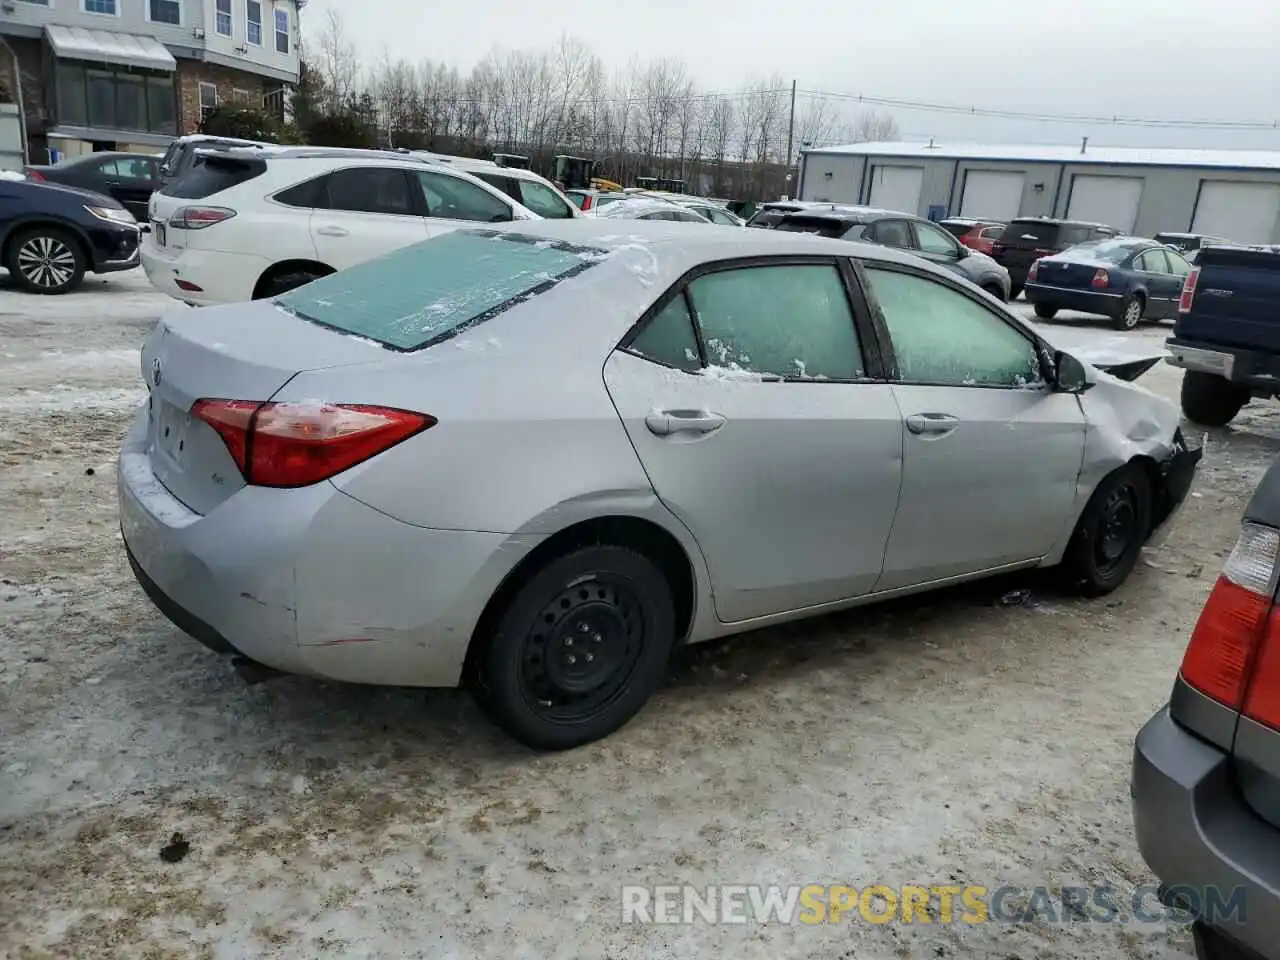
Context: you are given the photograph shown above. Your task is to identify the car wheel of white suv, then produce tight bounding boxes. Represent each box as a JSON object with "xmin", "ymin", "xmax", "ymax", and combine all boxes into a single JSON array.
[{"xmin": 255, "ymin": 266, "xmax": 330, "ymax": 299}]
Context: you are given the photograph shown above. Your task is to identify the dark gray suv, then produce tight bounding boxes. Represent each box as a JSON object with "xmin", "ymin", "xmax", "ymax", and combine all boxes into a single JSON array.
[
  {"xmin": 1132, "ymin": 455, "xmax": 1280, "ymax": 960},
  {"xmin": 773, "ymin": 206, "xmax": 1012, "ymax": 301}
]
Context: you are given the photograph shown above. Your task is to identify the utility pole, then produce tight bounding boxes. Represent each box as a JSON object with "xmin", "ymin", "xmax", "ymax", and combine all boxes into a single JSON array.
[{"xmin": 784, "ymin": 79, "xmax": 797, "ymax": 199}]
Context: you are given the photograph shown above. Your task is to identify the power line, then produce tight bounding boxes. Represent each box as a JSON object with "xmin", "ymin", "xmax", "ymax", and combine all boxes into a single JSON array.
[{"xmin": 796, "ymin": 88, "xmax": 1280, "ymax": 132}]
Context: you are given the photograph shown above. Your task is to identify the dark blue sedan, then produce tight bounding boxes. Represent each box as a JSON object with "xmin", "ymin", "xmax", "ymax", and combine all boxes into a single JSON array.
[
  {"xmin": 1, "ymin": 176, "xmax": 141, "ymax": 294},
  {"xmin": 1024, "ymin": 237, "xmax": 1193, "ymax": 331}
]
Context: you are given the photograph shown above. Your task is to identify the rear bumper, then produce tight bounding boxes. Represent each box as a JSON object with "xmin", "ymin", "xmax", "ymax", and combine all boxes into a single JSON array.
[
  {"xmin": 1025, "ymin": 281, "xmax": 1124, "ymax": 315},
  {"xmin": 1132, "ymin": 707, "xmax": 1280, "ymax": 960},
  {"xmin": 117, "ymin": 406, "xmax": 538, "ymax": 686},
  {"xmin": 1166, "ymin": 338, "xmax": 1280, "ymax": 393},
  {"xmin": 140, "ymin": 237, "xmax": 264, "ymax": 306}
]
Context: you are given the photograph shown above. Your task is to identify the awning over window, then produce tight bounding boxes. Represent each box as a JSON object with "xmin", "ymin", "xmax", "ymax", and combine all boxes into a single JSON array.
[{"xmin": 45, "ymin": 25, "xmax": 177, "ymax": 72}]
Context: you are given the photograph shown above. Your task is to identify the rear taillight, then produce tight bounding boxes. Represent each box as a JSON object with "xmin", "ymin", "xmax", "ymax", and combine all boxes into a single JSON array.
[
  {"xmin": 581, "ymin": 195, "xmax": 593, "ymax": 210},
  {"xmin": 25, "ymin": 169, "xmax": 45, "ymax": 182},
  {"xmin": 1033, "ymin": 247, "xmax": 1055, "ymax": 257},
  {"xmin": 1178, "ymin": 267, "xmax": 1200, "ymax": 314},
  {"xmin": 1028, "ymin": 261, "xmax": 1039, "ymax": 281},
  {"xmin": 1091, "ymin": 268, "xmax": 1110, "ymax": 289},
  {"xmin": 991, "ymin": 242, "xmax": 1005, "ymax": 255},
  {"xmin": 170, "ymin": 206, "xmax": 236, "ymax": 230},
  {"xmin": 192, "ymin": 399, "xmax": 434, "ymax": 487},
  {"xmin": 1180, "ymin": 523, "xmax": 1280, "ymax": 709}
]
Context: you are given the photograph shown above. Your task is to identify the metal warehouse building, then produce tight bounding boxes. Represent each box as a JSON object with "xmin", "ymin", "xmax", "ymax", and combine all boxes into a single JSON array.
[{"xmin": 796, "ymin": 141, "xmax": 1280, "ymax": 244}]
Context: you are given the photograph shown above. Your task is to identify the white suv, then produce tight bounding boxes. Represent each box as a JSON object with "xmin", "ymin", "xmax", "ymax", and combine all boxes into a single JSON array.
[{"xmin": 141, "ymin": 148, "xmax": 540, "ymax": 305}]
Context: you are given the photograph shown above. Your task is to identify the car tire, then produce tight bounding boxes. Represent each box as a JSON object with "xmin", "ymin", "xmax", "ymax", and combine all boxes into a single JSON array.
[
  {"xmin": 1010, "ymin": 282, "xmax": 1024, "ymax": 300},
  {"xmin": 1033, "ymin": 303, "xmax": 1058, "ymax": 319},
  {"xmin": 255, "ymin": 269, "xmax": 326, "ymax": 298},
  {"xmin": 1062, "ymin": 463, "xmax": 1153, "ymax": 596},
  {"xmin": 473, "ymin": 545, "xmax": 676, "ymax": 750},
  {"xmin": 981, "ymin": 282, "xmax": 1006, "ymax": 302},
  {"xmin": 5, "ymin": 227, "xmax": 86, "ymax": 295},
  {"xmin": 1181, "ymin": 371, "xmax": 1249, "ymax": 427},
  {"xmin": 1113, "ymin": 293, "xmax": 1145, "ymax": 331}
]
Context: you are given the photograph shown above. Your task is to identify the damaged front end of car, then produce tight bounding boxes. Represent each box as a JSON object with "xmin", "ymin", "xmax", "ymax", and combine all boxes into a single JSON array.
[{"xmin": 1147, "ymin": 428, "xmax": 1205, "ymax": 549}]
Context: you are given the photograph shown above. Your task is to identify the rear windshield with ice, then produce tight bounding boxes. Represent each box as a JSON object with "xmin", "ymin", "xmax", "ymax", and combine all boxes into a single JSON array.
[
  {"xmin": 999, "ymin": 220, "xmax": 1061, "ymax": 246},
  {"xmin": 747, "ymin": 209, "xmax": 791, "ymax": 227},
  {"xmin": 773, "ymin": 215, "xmax": 851, "ymax": 238},
  {"xmin": 276, "ymin": 230, "xmax": 604, "ymax": 351},
  {"xmin": 1065, "ymin": 238, "xmax": 1146, "ymax": 264}
]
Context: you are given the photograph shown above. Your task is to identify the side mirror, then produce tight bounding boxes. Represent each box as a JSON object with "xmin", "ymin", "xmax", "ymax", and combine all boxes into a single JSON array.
[
  {"xmin": 1054, "ymin": 350, "xmax": 1094, "ymax": 393},
  {"xmin": 954, "ymin": 245, "xmax": 970, "ymax": 260}
]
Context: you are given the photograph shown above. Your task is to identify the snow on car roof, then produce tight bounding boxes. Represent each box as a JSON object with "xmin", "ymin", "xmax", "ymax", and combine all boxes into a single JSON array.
[{"xmin": 803, "ymin": 140, "xmax": 1280, "ymax": 171}]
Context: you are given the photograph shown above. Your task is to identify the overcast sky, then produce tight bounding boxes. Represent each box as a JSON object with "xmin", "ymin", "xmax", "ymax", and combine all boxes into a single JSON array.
[{"xmin": 305, "ymin": 0, "xmax": 1280, "ymax": 150}]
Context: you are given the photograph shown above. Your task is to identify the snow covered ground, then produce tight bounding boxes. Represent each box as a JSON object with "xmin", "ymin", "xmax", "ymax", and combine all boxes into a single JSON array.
[{"xmin": 2, "ymin": 270, "xmax": 1274, "ymax": 958}]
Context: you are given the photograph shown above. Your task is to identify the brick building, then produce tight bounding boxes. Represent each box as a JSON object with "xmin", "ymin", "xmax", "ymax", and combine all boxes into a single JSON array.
[{"xmin": 0, "ymin": 0, "xmax": 301, "ymax": 162}]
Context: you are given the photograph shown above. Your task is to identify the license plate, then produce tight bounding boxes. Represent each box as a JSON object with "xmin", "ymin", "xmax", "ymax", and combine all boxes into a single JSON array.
[
  {"xmin": 153, "ymin": 401, "xmax": 189, "ymax": 465},
  {"xmin": 154, "ymin": 221, "xmax": 167, "ymax": 246}
]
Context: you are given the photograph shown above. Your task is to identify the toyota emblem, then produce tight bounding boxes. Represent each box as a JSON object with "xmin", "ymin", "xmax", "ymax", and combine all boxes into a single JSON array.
[{"xmin": 151, "ymin": 356, "xmax": 162, "ymax": 387}]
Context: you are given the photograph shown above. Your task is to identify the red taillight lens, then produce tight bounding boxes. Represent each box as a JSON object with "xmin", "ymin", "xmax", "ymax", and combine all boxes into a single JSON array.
[
  {"xmin": 26, "ymin": 169, "xmax": 45, "ymax": 182},
  {"xmin": 581, "ymin": 195, "xmax": 593, "ymax": 210},
  {"xmin": 1033, "ymin": 247, "xmax": 1055, "ymax": 257},
  {"xmin": 170, "ymin": 206, "xmax": 236, "ymax": 230},
  {"xmin": 1028, "ymin": 260, "xmax": 1039, "ymax": 281},
  {"xmin": 1178, "ymin": 267, "xmax": 1200, "ymax": 314},
  {"xmin": 1091, "ymin": 268, "xmax": 1110, "ymax": 289},
  {"xmin": 1244, "ymin": 609, "xmax": 1280, "ymax": 730},
  {"xmin": 191, "ymin": 398, "xmax": 257, "ymax": 472},
  {"xmin": 192, "ymin": 399, "xmax": 434, "ymax": 487},
  {"xmin": 1180, "ymin": 523, "xmax": 1280, "ymax": 709}
]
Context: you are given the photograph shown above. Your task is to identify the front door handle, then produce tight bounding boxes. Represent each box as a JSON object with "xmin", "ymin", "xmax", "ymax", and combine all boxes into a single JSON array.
[
  {"xmin": 905, "ymin": 413, "xmax": 959, "ymax": 435},
  {"xmin": 315, "ymin": 225, "xmax": 349, "ymax": 237},
  {"xmin": 645, "ymin": 409, "xmax": 726, "ymax": 436}
]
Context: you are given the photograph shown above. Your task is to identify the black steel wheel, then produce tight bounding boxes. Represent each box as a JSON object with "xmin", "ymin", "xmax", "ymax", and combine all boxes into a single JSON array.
[
  {"xmin": 474, "ymin": 545, "xmax": 675, "ymax": 749},
  {"xmin": 1063, "ymin": 463, "xmax": 1153, "ymax": 596},
  {"xmin": 6, "ymin": 227, "xmax": 86, "ymax": 294}
]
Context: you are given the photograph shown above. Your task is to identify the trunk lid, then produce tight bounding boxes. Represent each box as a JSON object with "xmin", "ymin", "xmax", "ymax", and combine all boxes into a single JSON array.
[
  {"xmin": 1175, "ymin": 246, "xmax": 1280, "ymax": 352},
  {"xmin": 140, "ymin": 301, "xmax": 388, "ymax": 514},
  {"xmin": 1036, "ymin": 257, "xmax": 1105, "ymax": 289}
]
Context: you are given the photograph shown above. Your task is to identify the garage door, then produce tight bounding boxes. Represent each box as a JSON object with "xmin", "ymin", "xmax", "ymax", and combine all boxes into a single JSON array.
[
  {"xmin": 959, "ymin": 170, "xmax": 1025, "ymax": 221},
  {"xmin": 1066, "ymin": 175, "xmax": 1143, "ymax": 233},
  {"xmin": 1192, "ymin": 181, "xmax": 1280, "ymax": 245},
  {"xmin": 868, "ymin": 166, "xmax": 924, "ymax": 215}
]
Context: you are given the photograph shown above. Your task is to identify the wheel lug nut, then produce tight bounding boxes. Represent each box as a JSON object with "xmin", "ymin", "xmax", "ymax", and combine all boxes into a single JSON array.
[
  {"xmin": 566, "ymin": 654, "xmax": 577, "ymax": 665},
  {"xmin": 565, "ymin": 637, "xmax": 573, "ymax": 647},
  {"xmin": 578, "ymin": 622, "xmax": 590, "ymax": 633},
  {"xmin": 592, "ymin": 633, "xmax": 602, "ymax": 643},
  {"xmin": 584, "ymin": 653, "xmax": 594, "ymax": 663}
]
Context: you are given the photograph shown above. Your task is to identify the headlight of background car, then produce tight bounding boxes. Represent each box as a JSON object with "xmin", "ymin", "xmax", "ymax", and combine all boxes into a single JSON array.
[{"xmin": 84, "ymin": 205, "xmax": 138, "ymax": 226}]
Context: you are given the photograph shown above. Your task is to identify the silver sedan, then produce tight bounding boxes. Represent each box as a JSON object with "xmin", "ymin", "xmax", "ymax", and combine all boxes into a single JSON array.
[{"xmin": 118, "ymin": 220, "xmax": 1200, "ymax": 749}]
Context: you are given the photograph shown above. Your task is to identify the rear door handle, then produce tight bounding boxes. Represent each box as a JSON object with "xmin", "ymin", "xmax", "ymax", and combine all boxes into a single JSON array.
[
  {"xmin": 905, "ymin": 413, "xmax": 959, "ymax": 435},
  {"xmin": 316, "ymin": 225, "xmax": 349, "ymax": 237},
  {"xmin": 645, "ymin": 409, "xmax": 726, "ymax": 436}
]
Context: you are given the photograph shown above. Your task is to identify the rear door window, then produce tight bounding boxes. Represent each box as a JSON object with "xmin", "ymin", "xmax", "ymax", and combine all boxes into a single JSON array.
[
  {"xmin": 518, "ymin": 180, "xmax": 574, "ymax": 219},
  {"xmin": 687, "ymin": 264, "xmax": 864, "ymax": 380},
  {"xmin": 277, "ymin": 231, "xmax": 602, "ymax": 350},
  {"xmin": 322, "ymin": 167, "xmax": 418, "ymax": 216}
]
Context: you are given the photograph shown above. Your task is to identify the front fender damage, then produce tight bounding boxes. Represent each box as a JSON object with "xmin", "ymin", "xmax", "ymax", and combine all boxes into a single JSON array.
[{"xmin": 1076, "ymin": 372, "xmax": 1204, "ymax": 547}]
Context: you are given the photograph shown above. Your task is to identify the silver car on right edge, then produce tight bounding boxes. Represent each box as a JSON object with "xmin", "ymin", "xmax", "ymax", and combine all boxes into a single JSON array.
[
  {"xmin": 119, "ymin": 219, "xmax": 1199, "ymax": 750},
  {"xmin": 1133, "ymin": 457, "xmax": 1280, "ymax": 960}
]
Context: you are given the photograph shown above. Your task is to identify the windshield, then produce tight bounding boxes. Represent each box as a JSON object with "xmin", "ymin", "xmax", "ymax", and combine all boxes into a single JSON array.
[
  {"xmin": 277, "ymin": 231, "xmax": 604, "ymax": 351},
  {"xmin": 1063, "ymin": 238, "xmax": 1145, "ymax": 264}
]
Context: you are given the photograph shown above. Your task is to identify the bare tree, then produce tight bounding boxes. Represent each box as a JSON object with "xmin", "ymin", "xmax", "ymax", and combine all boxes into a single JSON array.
[
  {"xmin": 851, "ymin": 109, "xmax": 899, "ymax": 142},
  {"xmin": 314, "ymin": 9, "xmax": 359, "ymax": 112},
  {"xmin": 794, "ymin": 94, "xmax": 840, "ymax": 151}
]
